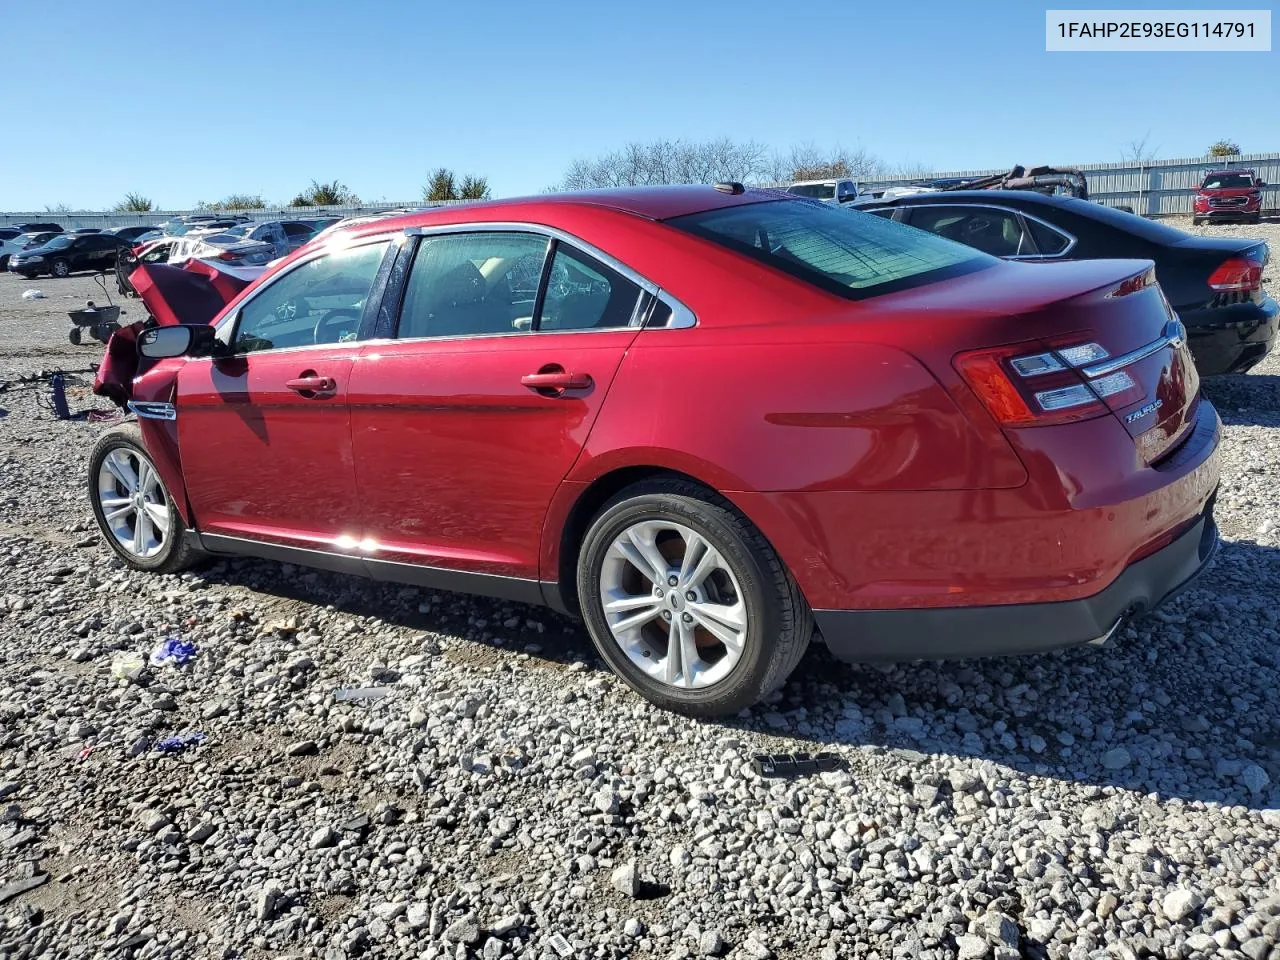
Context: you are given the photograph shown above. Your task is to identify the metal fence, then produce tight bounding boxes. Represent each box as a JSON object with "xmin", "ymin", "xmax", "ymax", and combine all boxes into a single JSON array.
[
  {"xmin": 863, "ymin": 153, "xmax": 1280, "ymax": 216},
  {"xmin": 0, "ymin": 202, "xmax": 444, "ymax": 230}
]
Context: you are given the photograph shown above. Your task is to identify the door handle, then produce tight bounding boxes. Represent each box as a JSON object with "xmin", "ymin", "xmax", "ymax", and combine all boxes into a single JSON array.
[
  {"xmin": 521, "ymin": 371, "xmax": 593, "ymax": 392},
  {"xmin": 285, "ymin": 375, "xmax": 336, "ymax": 395}
]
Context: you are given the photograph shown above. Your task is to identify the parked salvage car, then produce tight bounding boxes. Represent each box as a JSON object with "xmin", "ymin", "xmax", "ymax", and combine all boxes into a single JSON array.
[
  {"xmin": 0, "ymin": 227, "xmax": 28, "ymax": 269},
  {"xmin": 12, "ymin": 221, "xmax": 64, "ymax": 234},
  {"xmin": 785, "ymin": 178, "xmax": 869, "ymax": 205},
  {"xmin": 89, "ymin": 186, "xmax": 1220, "ymax": 716},
  {"xmin": 1193, "ymin": 169, "xmax": 1266, "ymax": 225},
  {"xmin": 865, "ymin": 190, "xmax": 1276, "ymax": 376},
  {"xmin": 8, "ymin": 231, "xmax": 131, "ymax": 278},
  {"xmin": 108, "ymin": 224, "xmax": 162, "ymax": 243}
]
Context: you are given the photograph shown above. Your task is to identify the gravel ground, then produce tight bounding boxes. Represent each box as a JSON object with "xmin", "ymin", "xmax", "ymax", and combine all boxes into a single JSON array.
[{"xmin": 0, "ymin": 223, "xmax": 1278, "ymax": 960}]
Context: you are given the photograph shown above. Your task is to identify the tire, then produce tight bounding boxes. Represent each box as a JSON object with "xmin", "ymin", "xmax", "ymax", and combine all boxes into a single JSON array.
[
  {"xmin": 68, "ymin": 327, "xmax": 82, "ymax": 345},
  {"xmin": 51, "ymin": 258, "xmax": 70, "ymax": 278},
  {"xmin": 576, "ymin": 478, "xmax": 811, "ymax": 717},
  {"xmin": 1249, "ymin": 213, "xmax": 1262, "ymax": 224},
  {"xmin": 88, "ymin": 423, "xmax": 199, "ymax": 574},
  {"xmin": 0, "ymin": 255, "xmax": 8, "ymax": 270},
  {"xmin": 1192, "ymin": 217, "xmax": 1203, "ymax": 226}
]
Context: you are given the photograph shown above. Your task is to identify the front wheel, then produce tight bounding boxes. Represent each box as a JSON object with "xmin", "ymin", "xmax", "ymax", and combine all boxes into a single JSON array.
[
  {"xmin": 0, "ymin": 255, "xmax": 8, "ymax": 270},
  {"xmin": 1192, "ymin": 217, "xmax": 1203, "ymax": 226},
  {"xmin": 88, "ymin": 423, "xmax": 198, "ymax": 573},
  {"xmin": 577, "ymin": 478, "xmax": 811, "ymax": 717},
  {"xmin": 51, "ymin": 258, "xmax": 71, "ymax": 278}
]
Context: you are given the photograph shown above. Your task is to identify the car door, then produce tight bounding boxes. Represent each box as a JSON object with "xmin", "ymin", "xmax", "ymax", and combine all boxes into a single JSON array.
[
  {"xmin": 347, "ymin": 227, "xmax": 645, "ymax": 591},
  {"xmin": 174, "ymin": 237, "xmax": 392, "ymax": 552}
]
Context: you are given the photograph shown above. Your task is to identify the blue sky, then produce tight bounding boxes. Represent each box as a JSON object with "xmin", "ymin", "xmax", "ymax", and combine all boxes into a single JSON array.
[{"xmin": 1, "ymin": 0, "xmax": 1273, "ymax": 211}]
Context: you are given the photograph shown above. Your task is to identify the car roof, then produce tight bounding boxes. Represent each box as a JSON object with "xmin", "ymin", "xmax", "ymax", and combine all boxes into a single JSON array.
[
  {"xmin": 346, "ymin": 186, "xmax": 779, "ymax": 238},
  {"xmin": 788, "ymin": 179, "xmax": 843, "ymax": 186},
  {"xmin": 1203, "ymin": 168, "xmax": 1255, "ymax": 176}
]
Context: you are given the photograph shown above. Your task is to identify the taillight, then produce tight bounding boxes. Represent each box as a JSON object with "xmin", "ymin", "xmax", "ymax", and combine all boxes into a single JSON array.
[
  {"xmin": 1207, "ymin": 257, "xmax": 1263, "ymax": 292},
  {"xmin": 955, "ymin": 338, "xmax": 1140, "ymax": 427},
  {"xmin": 216, "ymin": 251, "xmax": 241, "ymax": 261}
]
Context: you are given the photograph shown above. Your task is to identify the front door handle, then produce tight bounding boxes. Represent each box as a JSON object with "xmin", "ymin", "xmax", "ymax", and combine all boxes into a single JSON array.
[
  {"xmin": 285, "ymin": 374, "xmax": 336, "ymax": 396},
  {"xmin": 521, "ymin": 370, "xmax": 593, "ymax": 393}
]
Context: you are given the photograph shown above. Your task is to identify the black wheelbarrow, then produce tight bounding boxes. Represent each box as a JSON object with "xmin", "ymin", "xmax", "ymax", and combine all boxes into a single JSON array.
[{"xmin": 67, "ymin": 273, "xmax": 125, "ymax": 345}]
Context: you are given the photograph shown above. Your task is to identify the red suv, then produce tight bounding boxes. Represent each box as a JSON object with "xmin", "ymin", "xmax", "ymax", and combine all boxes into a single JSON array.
[
  {"xmin": 90, "ymin": 186, "xmax": 1221, "ymax": 717},
  {"xmin": 1193, "ymin": 169, "xmax": 1266, "ymax": 225}
]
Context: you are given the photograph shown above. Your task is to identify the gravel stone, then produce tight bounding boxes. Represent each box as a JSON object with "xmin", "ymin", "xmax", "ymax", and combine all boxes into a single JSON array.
[
  {"xmin": 1164, "ymin": 888, "xmax": 1205, "ymax": 922},
  {"xmin": 611, "ymin": 859, "xmax": 641, "ymax": 898}
]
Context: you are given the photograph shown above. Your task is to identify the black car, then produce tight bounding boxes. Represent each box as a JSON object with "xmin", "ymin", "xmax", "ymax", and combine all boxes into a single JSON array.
[
  {"xmin": 108, "ymin": 224, "xmax": 160, "ymax": 243},
  {"xmin": 12, "ymin": 221, "xmax": 64, "ymax": 234},
  {"xmin": 864, "ymin": 191, "xmax": 1276, "ymax": 376},
  {"xmin": 7, "ymin": 232, "xmax": 132, "ymax": 279}
]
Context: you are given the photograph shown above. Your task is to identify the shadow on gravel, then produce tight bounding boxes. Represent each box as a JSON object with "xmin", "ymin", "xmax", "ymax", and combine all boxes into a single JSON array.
[
  {"xmin": 752, "ymin": 538, "xmax": 1280, "ymax": 812},
  {"xmin": 1202, "ymin": 373, "xmax": 1280, "ymax": 426}
]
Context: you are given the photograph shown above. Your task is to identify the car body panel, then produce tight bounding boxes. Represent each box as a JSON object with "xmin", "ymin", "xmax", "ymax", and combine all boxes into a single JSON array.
[
  {"xmin": 348, "ymin": 330, "xmax": 639, "ymax": 578},
  {"xmin": 174, "ymin": 349, "xmax": 360, "ymax": 549}
]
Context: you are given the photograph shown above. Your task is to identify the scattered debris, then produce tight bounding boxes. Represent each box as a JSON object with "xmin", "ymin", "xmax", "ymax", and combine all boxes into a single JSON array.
[
  {"xmin": 153, "ymin": 732, "xmax": 206, "ymax": 754},
  {"xmin": 750, "ymin": 752, "xmax": 844, "ymax": 778},
  {"xmin": 149, "ymin": 636, "xmax": 197, "ymax": 668},
  {"xmin": 333, "ymin": 687, "xmax": 394, "ymax": 702},
  {"xmin": 20, "ymin": 290, "xmax": 45, "ymax": 300},
  {"xmin": 76, "ymin": 745, "xmax": 97, "ymax": 762},
  {"xmin": 547, "ymin": 932, "xmax": 575, "ymax": 957},
  {"xmin": 110, "ymin": 653, "xmax": 146, "ymax": 682}
]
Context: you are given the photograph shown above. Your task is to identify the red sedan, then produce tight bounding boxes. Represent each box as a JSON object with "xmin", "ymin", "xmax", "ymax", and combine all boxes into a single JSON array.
[{"xmin": 89, "ymin": 185, "xmax": 1221, "ymax": 717}]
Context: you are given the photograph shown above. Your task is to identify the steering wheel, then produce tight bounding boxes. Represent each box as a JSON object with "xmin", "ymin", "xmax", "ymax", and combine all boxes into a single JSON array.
[{"xmin": 314, "ymin": 309, "xmax": 361, "ymax": 344}]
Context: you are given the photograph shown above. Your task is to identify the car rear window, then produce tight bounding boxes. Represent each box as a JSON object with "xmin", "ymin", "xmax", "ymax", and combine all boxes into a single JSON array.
[
  {"xmin": 786, "ymin": 184, "xmax": 835, "ymax": 199},
  {"xmin": 668, "ymin": 198, "xmax": 994, "ymax": 299}
]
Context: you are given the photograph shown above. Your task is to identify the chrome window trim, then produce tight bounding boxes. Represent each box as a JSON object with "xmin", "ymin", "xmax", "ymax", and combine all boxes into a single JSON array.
[
  {"xmin": 403, "ymin": 221, "xmax": 696, "ymax": 331},
  {"xmin": 902, "ymin": 202, "xmax": 1078, "ymax": 260}
]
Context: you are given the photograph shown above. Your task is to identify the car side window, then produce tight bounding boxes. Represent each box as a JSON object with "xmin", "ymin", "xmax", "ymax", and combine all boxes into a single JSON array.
[
  {"xmin": 397, "ymin": 232, "xmax": 550, "ymax": 340},
  {"xmin": 906, "ymin": 206, "xmax": 1033, "ymax": 258},
  {"xmin": 231, "ymin": 241, "xmax": 390, "ymax": 354},
  {"xmin": 538, "ymin": 244, "xmax": 642, "ymax": 331},
  {"xmin": 1026, "ymin": 219, "xmax": 1071, "ymax": 256}
]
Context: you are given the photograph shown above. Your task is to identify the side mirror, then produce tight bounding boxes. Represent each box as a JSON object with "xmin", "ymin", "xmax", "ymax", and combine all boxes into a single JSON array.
[
  {"xmin": 138, "ymin": 324, "xmax": 217, "ymax": 358},
  {"xmin": 1259, "ymin": 180, "xmax": 1267, "ymax": 188}
]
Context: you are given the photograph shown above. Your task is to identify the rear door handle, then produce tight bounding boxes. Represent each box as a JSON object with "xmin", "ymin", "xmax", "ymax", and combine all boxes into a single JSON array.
[
  {"xmin": 285, "ymin": 375, "xmax": 336, "ymax": 395},
  {"xmin": 521, "ymin": 371, "xmax": 593, "ymax": 392}
]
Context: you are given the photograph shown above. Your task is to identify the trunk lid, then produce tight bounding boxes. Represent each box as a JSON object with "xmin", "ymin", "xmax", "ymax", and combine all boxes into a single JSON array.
[{"xmin": 876, "ymin": 258, "xmax": 1199, "ymax": 463}]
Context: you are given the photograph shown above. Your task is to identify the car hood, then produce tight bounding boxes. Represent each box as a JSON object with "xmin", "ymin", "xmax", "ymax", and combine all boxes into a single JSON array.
[
  {"xmin": 12, "ymin": 244, "xmax": 56, "ymax": 258},
  {"xmin": 92, "ymin": 258, "xmax": 257, "ymax": 407},
  {"xmin": 1197, "ymin": 187, "xmax": 1259, "ymax": 197}
]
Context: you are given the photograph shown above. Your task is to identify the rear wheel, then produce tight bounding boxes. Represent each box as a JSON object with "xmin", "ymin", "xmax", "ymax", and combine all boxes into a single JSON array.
[
  {"xmin": 88, "ymin": 423, "xmax": 198, "ymax": 573},
  {"xmin": 577, "ymin": 478, "xmax": 811, "ymax": 717},
  {"xmin": 51, "ymin": 258, "xmax": 70, "ymax": 278}
]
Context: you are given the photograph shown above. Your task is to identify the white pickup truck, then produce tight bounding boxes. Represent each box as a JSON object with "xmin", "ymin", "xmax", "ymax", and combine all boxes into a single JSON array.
[{"xmin": 784, "ymin": 178, "xmax": 874, "ymax": 205}]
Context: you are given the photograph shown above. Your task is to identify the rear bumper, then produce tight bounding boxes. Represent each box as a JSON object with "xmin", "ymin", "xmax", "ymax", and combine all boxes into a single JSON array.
[
  {"xmin": 1183, "ymin": 297, "xmax": 1278, "ymax": 375},
  {"xmin": 816, "ymin": 502, "xmax": 1218, "ymax": 663}
]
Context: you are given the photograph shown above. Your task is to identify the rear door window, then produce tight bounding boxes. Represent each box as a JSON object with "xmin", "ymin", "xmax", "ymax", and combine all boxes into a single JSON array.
[
  {"xmin": 1026, "ymin": 218, "xmax": 1072, "ymax": 256},
  {"xmin": 669, "ymin": 198, "xmax": 992, "ymax": 299},
  {"xmin": 538, "ymin": 244, "xmax": 642, "ymax": 331},
  {"xmin": 397, "ymin": 232, "xmax": 550, "ymax": 339},
  {"xmin": 904, "ymin": 206, "xmax": 1034, "ymax": 258}
]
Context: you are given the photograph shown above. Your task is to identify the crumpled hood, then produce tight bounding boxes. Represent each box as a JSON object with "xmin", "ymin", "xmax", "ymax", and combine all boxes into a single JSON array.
[{"xmin": 92, "ymin": 258, "xmax": 260, "ymax": 407}]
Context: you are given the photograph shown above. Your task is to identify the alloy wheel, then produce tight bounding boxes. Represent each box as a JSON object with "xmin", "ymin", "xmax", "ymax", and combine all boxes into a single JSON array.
[
  {"xmin": 598, "ymin": 520, "xmax": 748, "ymax": 689},
  {"xmin": 96, "ymin": 448, "xmax": 170, "ymax": 559}
]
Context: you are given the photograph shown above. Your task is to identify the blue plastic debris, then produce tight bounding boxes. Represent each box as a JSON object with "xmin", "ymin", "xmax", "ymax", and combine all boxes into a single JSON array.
[
  {"xmin": 154, "ymin": 732, "xmax": 205, "ymax": 753},
  {"xmin": 150, "ymin": 636, "xmax": 197, "ymax": 668}
]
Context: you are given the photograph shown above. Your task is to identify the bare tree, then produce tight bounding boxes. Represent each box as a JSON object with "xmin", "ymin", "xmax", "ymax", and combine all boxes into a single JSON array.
[
  {"xmin": 1121, "ymin": 133, "xmax": 1160, "ymax": 165},
  {"xmin": 785, "ymin": 143, "xmax": 885, "ymax": 182},
  {"xmin": 560, "ymin": 138, "xmax": 771, "ymax": 190}
]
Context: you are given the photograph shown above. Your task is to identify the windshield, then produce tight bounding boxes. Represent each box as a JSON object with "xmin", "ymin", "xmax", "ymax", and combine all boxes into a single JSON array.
[
  {"xmin": 786, "ymin": 183, "xmax": 836, "ymax": 199},
  {"xmin": 669, "ymin": 198, "xmax": 994, "ymax": 299},
  {"xmin": 43, "ymin": 236, "xmax": 74, "ymax": 250},
  {"xmin": 1201, "ymin": 173, "xmax": 1255, "ymax": 189}
]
